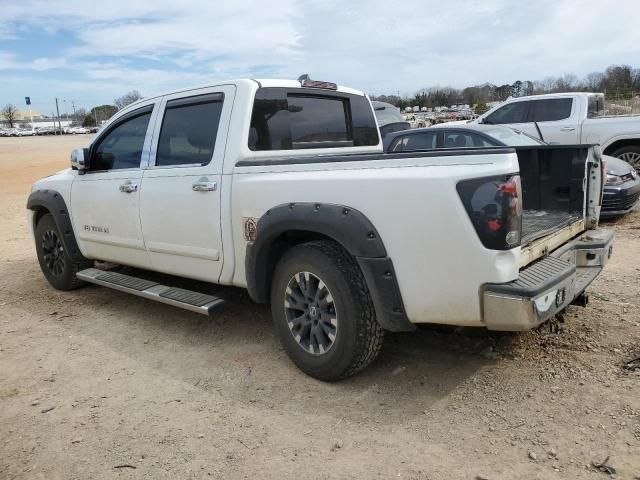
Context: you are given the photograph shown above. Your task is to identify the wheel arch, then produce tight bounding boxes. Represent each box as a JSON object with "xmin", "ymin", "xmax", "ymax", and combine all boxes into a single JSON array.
[
  {"xmin": 245, "ymin": 203, "xmax": 415, "ymax": 332},
  {"xmin": 602, "ymin": 137, "xmax": 640, "ymax": 156},
  {"xmin": 27, "ymin": 189, "xmax": 86, "ymax": 263}
]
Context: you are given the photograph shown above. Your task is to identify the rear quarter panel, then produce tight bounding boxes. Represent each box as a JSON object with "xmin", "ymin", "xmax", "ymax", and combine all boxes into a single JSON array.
[
  {"xmin": 581, "ymin": 115, "xmax": 640, "ymax": 149},
  {"xmin": 231, "ymin": 152, "xmax": 521, "ymax": 327}
]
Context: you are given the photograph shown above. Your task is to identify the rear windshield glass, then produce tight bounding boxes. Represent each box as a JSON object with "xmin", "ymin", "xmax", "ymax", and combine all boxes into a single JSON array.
[
  {"xmin": 372, "ymin": 102, "xmax": 405, "ymax": 126},
  {"xmin": 482, "ymin": 127, "xmax": 543, "ymax": 146},
  {"xmin": 588, "ymin": 95, "xmax": 605, "ymax": 118},
  {"xmin": 249, "ymin": 87, "xmax": 378, "ymax": 151},
  {"xmin": 288, "ymin": 95, "xmax": 348, "ymax": 146}
]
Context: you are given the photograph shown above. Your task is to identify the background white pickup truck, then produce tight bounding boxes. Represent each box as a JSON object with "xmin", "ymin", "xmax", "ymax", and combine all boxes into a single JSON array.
[
  {"xmin": 27, "ymin": 78, "xmax": 614, "ymax": 380},
  {"xmin": 475, "ymin": 92, "xmax": 640, "ymax": 171}
]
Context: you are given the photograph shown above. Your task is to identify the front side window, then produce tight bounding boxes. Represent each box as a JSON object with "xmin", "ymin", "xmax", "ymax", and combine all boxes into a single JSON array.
[
  {"xmin": 156, "ymin": 94, "xmax": 224, "ymax": 167},
  {"xmin": 486, "ymin": 102, "xmax": 529, "ymax": 124},
  {"xmin": 528, "ymin": 98, "xmax": 573, "ymax": 122},
  {"xmin": 249, "ymin": 88, "xmax": 378, "ymax": 151},
  {"xmin": 91, "ymin": 109, "xmax": 152, "ymax": 171}
]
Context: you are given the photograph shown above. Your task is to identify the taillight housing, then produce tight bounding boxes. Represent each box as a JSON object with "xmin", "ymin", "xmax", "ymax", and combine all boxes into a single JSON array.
[{"xmin": 457, "ymin": 174, "xmax": 522, "ymax": 250}]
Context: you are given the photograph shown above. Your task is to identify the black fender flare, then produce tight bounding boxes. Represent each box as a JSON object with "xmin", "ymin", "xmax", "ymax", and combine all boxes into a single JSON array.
[
  {"xmin": 27, "ymin": 189, "xmax": 86, "ymax": 263},
  {"xmin": 245, "ymin": 202, "xmax": 415, "ymax": 332}
]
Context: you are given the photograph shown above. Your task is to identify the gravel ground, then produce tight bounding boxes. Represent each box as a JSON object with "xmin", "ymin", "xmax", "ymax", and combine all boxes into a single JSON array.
[{"xmin": 1, "ymin": 135, "xmax": 639, "ymax": 479}]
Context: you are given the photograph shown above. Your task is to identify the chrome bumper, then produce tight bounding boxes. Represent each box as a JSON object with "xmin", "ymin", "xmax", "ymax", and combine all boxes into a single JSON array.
[{"xmin": 483, "ymin": 229, "xmax": 614, "ymax": 331}]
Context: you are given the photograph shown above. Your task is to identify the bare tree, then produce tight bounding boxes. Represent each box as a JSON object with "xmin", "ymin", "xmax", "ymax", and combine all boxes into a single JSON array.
[
  {"xmin": 114, "ymin": 90, "xmax": 143, "ymax": 110},
  {"xmin": 1, "ymin": 104, "xmax": 19, "ymax": 128},
  {"xmin": 372, "ymin": 63, "xmax": 640, "ymax": 109},
  {"xmin": 585, "ymin": 72, "xmax": 604, "ymax": 92}
]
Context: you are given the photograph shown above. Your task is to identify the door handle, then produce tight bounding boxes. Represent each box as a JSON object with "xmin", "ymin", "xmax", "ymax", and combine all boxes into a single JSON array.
[
  {"xmin": 560, "ymin": 127, "xmax": 576, "ymax": 131},
  {"xmin": 119, "ymin": 181, "xmax": 138, "ymax": 193},
  {"xmin": 192, "ymin": 179, "xmax": 217, "ymax": 192}
]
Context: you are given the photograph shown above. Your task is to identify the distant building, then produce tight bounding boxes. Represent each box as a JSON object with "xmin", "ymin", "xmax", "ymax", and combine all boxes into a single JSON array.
[{"xmin": 15, "ymin": 110, "xmax": 43, "ymax": 120}]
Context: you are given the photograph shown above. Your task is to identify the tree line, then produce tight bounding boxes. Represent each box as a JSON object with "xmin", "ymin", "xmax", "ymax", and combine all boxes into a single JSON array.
[{"xmin": 371, "ymin": 64, "xmax": 640, "ymax": 112}]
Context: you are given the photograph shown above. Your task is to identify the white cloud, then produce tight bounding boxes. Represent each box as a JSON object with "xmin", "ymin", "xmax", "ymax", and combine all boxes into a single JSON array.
[
  {"xmin": 0, "ymin": 52, "xmax": 67, "ymax": 71},
  {"xmin": 0, "ymin": 0, "xmax": 639, "ymax": 107}
]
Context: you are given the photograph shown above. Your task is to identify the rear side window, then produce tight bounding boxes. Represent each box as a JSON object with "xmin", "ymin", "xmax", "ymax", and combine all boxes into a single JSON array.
[
  {"xmin": 156, "ymin": 93, "xmax": 223, "ymax": 167},
  {"xmin": 444, "ymin": 132, "xmax": 495, "ymax": 148},
  {"xmin": 528, "ymin": 98, "xmax": 573, "ymax": 122},
  {"xmin": 91, "ymin": 108, "xmax": 152, "ymax": 171},
  {"xmin": 249, "ymin": 87, "xmax": 378, "ymax": 151},
  {"xmin": 486, "ymin": 102, "xmax": 529, "ymax": 124}
]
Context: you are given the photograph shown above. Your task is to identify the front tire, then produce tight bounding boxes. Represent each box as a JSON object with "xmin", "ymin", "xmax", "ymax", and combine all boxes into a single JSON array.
[
  {"xmin": 270, "ymin": 241, "xmax": 384, "ymax": 381},
  {"xmin": 35, "ymin": 213, "xmax": 90, "ymax": 290}
]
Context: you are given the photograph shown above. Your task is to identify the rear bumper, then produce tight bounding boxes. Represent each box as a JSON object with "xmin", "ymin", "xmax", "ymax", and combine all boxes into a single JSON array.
[{"xmin": 482, "ymin": 229, "xmax": 614, "ymax": 331}]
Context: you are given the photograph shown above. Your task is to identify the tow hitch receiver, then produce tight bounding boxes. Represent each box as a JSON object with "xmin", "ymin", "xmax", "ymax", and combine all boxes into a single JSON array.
[{"xmin": 572, "ymin": 292, "xmax": 589, "ymax": 307}]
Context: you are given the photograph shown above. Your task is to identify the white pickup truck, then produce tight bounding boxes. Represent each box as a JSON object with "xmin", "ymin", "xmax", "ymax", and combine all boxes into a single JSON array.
[
  {"xmin": 475, "ymin": 92, "xmax": 640, "ymax": 171},
  {"xmin": 27, "ymin": 77, "xmax": 614, "ymax": 380}
]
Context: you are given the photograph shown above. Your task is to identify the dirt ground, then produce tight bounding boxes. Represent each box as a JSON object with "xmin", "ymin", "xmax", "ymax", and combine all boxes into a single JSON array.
[{"xmin": 1, "ymin": 135, "xmax": 639, "ymax": 480}]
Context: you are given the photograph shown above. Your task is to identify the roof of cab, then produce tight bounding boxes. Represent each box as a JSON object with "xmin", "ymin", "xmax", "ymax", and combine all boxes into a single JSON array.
[
  {"xmin": 506, "ymin": 92, "xmax": 602, "ymax": 101},
  {"xmin": 253, "ymin": 78, "xmax": 365, "ymax": 96},
  {"xmin": 124, "ymin": 78, "xmax": 366, "ymax": 111}
]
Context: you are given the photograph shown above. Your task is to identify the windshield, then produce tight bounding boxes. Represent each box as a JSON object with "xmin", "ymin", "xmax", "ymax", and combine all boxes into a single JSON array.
[
  {"xmin": 372, "ymin": 102, "xmax": 406, "ymax": 126},
  {"xmin": 483, "ymin": 127, "xmax": 544, "ymax": 146}
]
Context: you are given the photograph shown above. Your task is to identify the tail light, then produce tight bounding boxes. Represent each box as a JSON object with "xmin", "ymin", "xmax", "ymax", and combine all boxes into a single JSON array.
[{"xmin": 457, "ymin": 174, "xmax": 522, "ymax": 250}]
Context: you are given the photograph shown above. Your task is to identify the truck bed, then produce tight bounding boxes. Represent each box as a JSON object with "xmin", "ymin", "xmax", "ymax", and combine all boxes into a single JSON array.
[
  {"xmin": 522, "ymin": 210, "xmax": 582, "ymax": 245},
  {"xmin": 516, "ymin": 145, "xmax": 593, "ymax": 265}
]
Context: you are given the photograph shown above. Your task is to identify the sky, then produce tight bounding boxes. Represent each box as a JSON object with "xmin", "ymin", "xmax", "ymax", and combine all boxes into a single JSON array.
[{"xmin": 1, "ymin": 0, "xmax": 639, "ymax": 116}]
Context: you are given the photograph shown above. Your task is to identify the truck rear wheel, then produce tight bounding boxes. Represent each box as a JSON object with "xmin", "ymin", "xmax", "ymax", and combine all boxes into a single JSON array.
[
  {"xmin": 270, "ymin": 240, "xmax": 384, "ymax": 381},
  {"xmin": 611, "ymin": 145, "xmax": 640, "ymax": 172},
  {"xmin": 35, "ymin": 213, "xmax": 90, "ymax": 291}
]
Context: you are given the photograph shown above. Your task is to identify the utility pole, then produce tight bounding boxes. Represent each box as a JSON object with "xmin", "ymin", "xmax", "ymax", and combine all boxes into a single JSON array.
[
  {"xmin": 71, "ymin": 100, "xmax": 77, "ymax": 120},
  {"xmin": 55, "ymin": 97, "xmax": 62, "ymax": 135}
]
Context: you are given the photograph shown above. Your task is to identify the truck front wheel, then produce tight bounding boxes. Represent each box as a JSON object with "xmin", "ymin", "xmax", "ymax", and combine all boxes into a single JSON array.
[
  {"xmin": 270, "ymin": 240, "xmax": 384, "ymax": 381},
  {"xmin": 35, "ymin": 213, "xmax": 90, "ymax": 291}
]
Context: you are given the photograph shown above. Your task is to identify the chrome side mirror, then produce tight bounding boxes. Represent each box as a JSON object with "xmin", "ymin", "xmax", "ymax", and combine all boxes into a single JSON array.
[{"xmin": 71, "ymin": 148, "xmax": 88, "ymax": 171}]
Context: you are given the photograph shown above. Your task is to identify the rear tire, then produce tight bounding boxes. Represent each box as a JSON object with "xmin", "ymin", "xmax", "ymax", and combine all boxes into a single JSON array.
[
  {"xmin": 611, "ymin": 145, "xmax": 640, "ymax": 172},
  {"xmin": 35, "ymin": 213, "xmax": 91, "ymax": 291},
  {"xmin": 270, "ymin": 240, "xmax": 384, "ymax": 381}
]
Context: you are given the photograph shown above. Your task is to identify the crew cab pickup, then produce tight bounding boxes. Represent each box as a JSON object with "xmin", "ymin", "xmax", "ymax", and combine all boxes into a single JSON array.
[
  {"xmin": 27, "ymin": 77, "xmax": 614, "ymax": 381},
  {"xmin": 474, "ymin": 92, "xmax": 640, "ymax": 172}
]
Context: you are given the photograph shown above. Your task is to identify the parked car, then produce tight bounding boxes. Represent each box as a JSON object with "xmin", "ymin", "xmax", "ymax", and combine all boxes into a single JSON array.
[
  {"xmin": 16, "ymin": 129, "xmax": 35, "ymax": 136},
  {"xmin": 36, "ymin": 126, "xmax": 53, "ymax": 135},
  {"xmin": 27, "ymin": 77, "xmax": 613, "ymax": 381},
  {"xmin": 69, "ymin": 127, "xmax": 89, "ymax": 134},
  {"xmin": 473, "ymin": 92, "xmax": 640, "ymax": 172},
  {"xmin": 371, "ymin": 101, "xmax": 411, "ymax": 138},
  {"xmin": 385, "ymin": 124, "xmax": 640, "ymax": 218}
]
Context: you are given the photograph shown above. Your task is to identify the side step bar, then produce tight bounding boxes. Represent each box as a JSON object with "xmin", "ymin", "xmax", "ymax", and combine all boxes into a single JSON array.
[{"xmin": 76, "ymin": 268, "xmax": 225, "ymax": 316}]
